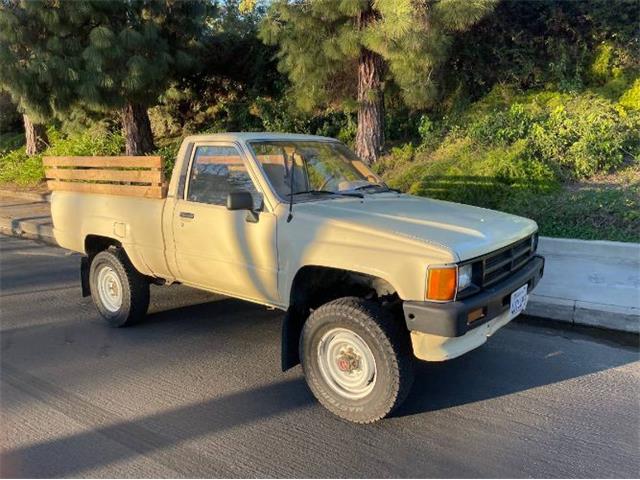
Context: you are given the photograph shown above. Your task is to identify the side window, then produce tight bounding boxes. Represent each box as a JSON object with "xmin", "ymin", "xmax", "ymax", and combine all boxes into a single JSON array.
[{"xmin": 187, "ymin": 145, "xmax": 262, "ymax": 208}]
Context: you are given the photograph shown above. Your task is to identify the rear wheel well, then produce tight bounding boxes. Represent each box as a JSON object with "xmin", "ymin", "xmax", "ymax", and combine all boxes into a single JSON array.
[
  {"xmin": 81, "ymin": 235, "xmax": 125, "ymax": 297},
  {"xmin": 84, "ymin": 235, "xmax": 122, "ymax": 257}
]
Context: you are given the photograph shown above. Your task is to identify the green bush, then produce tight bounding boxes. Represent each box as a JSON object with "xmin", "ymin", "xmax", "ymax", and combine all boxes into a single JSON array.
[
  {"xmin": 0, "ymin": 132, "xmax": 24, "ymax": 156},
  {"xmin": 0, "ymin": 127, "xmax": 124, "ymax": 187},
  {"xmin": 381, "ymin": 84, "xmax": 639, "ymax": 241},
  {"xmin": 527, "ymin": 97, "xmax": 633, "ymax": 178},
  {"xmin": 154, "ymin": 138, "xmax": 182, "ymax": 177},
  {"xmin": 0, "ymin": 148, "xmax": 46, "ymax": 186},
  {"xmin": 444, "ymin": 86, "xmax": 639, "ymax": 180},
  {"xmin": 619, "ymin": 78, "xmax": 640, "ymax": 111},
  {"xmin": 44, "ymin": 128, "xmax": 124, "ymax": 157},
  {"xmin": 417, "ymin": 115, "xmax": 434, "ymax": 144}
]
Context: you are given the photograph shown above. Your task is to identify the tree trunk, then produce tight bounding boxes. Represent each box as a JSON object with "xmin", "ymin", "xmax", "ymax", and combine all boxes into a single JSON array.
[
  {"xmin": 23, "ymin": 114, "xmax": 48, "ymax": 156},
  {"xmin": 355, "ymin": 12, "xmax": 384, "ymax": 164},
  {"xmin": 121, "ymin": 101, "xmax": 155, "ymax": 155},
  {"xmin": 355, "ymin": 48, "xmax": 384, "ymax": 164}
]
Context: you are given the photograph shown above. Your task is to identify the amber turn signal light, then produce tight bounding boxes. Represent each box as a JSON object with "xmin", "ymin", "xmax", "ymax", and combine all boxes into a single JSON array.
[{"xmin": 426, "ymin": 266, "xmax": 457, "ymax": 301}]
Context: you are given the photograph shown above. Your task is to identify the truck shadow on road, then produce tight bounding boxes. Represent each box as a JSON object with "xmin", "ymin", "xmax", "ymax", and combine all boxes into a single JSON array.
[
  {"xmin": 394, "ymin": 320, "xmax": 637, "ymax": 418},
  {"xmin": 1, "ymin": 362, "xmax": 313, "ymax": 478}
]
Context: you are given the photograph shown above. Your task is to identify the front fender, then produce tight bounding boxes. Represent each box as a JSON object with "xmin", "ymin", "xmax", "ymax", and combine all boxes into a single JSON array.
[{"xmin": 276, "ymin": 207, "xmax": 457, "ymax": 305}]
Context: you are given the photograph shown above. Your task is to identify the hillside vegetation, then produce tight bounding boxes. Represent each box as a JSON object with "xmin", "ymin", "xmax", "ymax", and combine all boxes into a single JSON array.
[{"xmin": 378, "ymin": 85, "xmax": 640, "ymax": 241}]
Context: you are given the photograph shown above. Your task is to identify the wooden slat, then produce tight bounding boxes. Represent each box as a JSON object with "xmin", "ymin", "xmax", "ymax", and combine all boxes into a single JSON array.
[
  {"xmin": 197, "ymin": 155, "xmax": 243, "ymax": 165},
  {"xmin": 256, "ymin": 154, "xmax": 285, "ymax": 165},
  {"xmin": 44, "ymin": 155, "xmax": 166, "ymax": 198},
  {"xmin": 46, "ymin": 168, "xmax": 162, "ymax": 184},
  {"xmin": 352, "ymin": 159, "xmax": 376, "ymax": 179},
  {"xmin": 43, "ymin": 156, "xmax": 162, "ymax": 168},
  {"xmin": 47, "ymin": 180, "xmax": 166, "ymax": 199},
  {"xmin": 197, "ymin": 154, "xmax": 286, "ymax": 166}
]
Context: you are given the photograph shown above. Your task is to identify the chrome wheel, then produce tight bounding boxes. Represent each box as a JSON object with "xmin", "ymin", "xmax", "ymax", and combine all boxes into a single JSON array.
[
  {"xmin": 317, "ymin": 327, "xmax": 377, "ymax": 400},
  {"xmin": 96, "ymin": 265, "xmax": 123, "ymax": 313}
]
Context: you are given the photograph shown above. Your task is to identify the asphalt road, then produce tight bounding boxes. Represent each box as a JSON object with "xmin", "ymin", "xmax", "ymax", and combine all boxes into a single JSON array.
[{"xmin": 0, "ymin": 234, "xmax": 638, "ymax": 478}]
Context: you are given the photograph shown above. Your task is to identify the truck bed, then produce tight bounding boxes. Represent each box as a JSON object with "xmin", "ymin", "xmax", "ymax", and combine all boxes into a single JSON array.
[{"xmin": 52, "ymin": 190, "xmax": 171, "ymax": 279}]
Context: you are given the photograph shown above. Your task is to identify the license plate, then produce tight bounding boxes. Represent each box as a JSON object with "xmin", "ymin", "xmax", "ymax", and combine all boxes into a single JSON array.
[{"xmin": 509, "ymin": 284, "xmax": 528, "ymax": 320}]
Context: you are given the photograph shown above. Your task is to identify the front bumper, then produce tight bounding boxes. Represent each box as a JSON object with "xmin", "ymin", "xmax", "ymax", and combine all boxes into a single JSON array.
[
  {"xmin": 403, "ymin": 254, "xmax": 544, "ymax": 340},
  {"xmin": 410, "ymin": 310, "xmax": 513, "ymax": 361}
]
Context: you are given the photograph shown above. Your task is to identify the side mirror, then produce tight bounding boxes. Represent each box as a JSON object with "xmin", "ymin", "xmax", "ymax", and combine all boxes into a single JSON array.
[
  {"xmin": 227, "ymin": 191, "xmax": 260, "ymax": 223},
  {"xmin": 226, "ymin": 191, "xmax": 254, "ymax": 211}
]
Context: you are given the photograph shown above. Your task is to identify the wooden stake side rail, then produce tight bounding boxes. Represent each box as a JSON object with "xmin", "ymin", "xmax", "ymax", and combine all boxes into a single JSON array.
[{"xmin": 44, "ymin": 156, "xmax": 167, "ymax": 199}]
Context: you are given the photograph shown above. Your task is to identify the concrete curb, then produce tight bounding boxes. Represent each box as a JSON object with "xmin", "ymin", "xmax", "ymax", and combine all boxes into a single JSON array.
[
  {"xmin": 0, "ymin": 216, "xmax": 57, "ymax": 245},
  {"xmin": 538, "ymin": 236, "xmax": 640, "ymax": 259},
  {"xmin": 527, "ymin": 236, "xmax": 639, "ymax": 334},
  {"xmin": 0, "ymin": 189, "xmax": 50, "ymax": 203},
  {"xmin": 526, "ymin": 295, "xmax": 639, "ymax": 333}
]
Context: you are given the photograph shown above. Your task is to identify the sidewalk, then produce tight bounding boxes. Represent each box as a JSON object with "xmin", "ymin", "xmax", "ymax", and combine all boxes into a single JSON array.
[
  {"xmin": 526, "ymin": 238, "xmax": 639, "ymax": 333},
  {"xmin": 0, "ymin": 193, "xmax": 54, "ymax": 243},
  {"xmin": 0, "ymin": 191, "xmax": 637, "ymax": 333}
]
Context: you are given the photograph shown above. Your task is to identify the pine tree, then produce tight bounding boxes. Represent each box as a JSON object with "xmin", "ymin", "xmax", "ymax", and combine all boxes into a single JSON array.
[
  {"xmin": 260, "ymin": 0, "xmax": 496, "ymax": 163},
  {"xmin": 0, "ymin": 0, "xmax": 211, "ymax": 155},
  {"xmin": 0, "ymin": 0, "xmax": 58, "ymax": 154}
]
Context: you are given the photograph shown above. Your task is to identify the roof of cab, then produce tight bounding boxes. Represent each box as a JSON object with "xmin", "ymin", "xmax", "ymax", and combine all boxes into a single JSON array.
[{"xmin": 182, "ymin": 132, "xmax": 338, "ymax": 144}]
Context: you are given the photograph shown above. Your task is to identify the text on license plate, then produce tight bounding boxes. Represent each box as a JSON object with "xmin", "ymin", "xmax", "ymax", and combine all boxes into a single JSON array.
[{"xmin": 509, "ymin": 284, "xmax": 529, "ymax": 319}]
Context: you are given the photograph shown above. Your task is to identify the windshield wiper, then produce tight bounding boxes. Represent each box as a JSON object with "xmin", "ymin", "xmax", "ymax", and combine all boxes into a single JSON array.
[
  {"xmin": 353, "ymin": 183, "xmax": 401, "ymax": 193},
  {"xmin": 292, "ymin": 189, "xmax": 364, "ymax": 198}
]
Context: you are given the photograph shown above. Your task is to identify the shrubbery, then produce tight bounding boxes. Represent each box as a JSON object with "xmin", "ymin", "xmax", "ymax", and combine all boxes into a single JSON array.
[
  {"xmin": 382, "ymin": 86, "xmax": 638, "ymax": 187},
  {"xmin": 0, "ymin": 127, "xmax": 124, "ymax": 186},
  {"xmin": 379, "ymin": 85, "xmax": 639, "ymax": 241}
]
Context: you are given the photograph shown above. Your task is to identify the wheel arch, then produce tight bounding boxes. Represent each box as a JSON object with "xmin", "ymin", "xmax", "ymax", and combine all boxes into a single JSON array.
[
  {"xmin": 82, "ymin": 235, "xmax": 150, "ymax": 297},
  {"xmin": 84, "ymin": 234, "xmax": 122, "ymax": 257},
  {"xmin": 281, "ymin": 265, "xmax": 403, "ymax": 372}
]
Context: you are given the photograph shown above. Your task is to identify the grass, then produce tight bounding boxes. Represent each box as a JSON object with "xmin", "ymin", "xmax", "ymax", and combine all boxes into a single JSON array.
[
  {"xmin": 501, "ymin": 166, "xmax": 639, "ymax": 242},
  {"xmin": 383, "ymin": 164, "xmax": 639, "ymax": 242}
]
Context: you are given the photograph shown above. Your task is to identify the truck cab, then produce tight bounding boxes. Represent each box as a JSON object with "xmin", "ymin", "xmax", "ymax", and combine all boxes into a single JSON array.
[{"xmin": 50, "ymin": 132, "xmax": 544, "ymax": 423}]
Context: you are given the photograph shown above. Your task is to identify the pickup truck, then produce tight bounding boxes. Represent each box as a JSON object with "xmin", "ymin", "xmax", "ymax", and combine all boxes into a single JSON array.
[{"xmin": 50, "ymin": 132, "xmax": 544, "ymax": 423}]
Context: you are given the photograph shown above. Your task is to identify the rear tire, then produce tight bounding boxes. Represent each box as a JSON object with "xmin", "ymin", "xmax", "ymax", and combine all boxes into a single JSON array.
[
  {"xmin": 300, "ymin": 297, "xmax": 414, "ymax": 423},
  {"xmin": 89, "ymin": 248, "xmax": 150, "ymax": 327}
]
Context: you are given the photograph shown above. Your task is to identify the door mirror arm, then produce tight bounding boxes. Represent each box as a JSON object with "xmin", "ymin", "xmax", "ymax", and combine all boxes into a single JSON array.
[{"xmin": 245, "ymin": 210, "xmax": 260, "ymax": 223}]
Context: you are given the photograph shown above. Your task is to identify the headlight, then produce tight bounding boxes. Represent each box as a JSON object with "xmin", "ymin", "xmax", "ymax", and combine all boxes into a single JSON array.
[{"xmin": 458, "ymin": 264, "xmax": 473, "ymax": 291}]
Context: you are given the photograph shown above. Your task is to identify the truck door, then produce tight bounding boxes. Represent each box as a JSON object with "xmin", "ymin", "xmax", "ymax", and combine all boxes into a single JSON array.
[{"xmin": 171, "ymin": 143, "xmax": 279, "ymax": 304}]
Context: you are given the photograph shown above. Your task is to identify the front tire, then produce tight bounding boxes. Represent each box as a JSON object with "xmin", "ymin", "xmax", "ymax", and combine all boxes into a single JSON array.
[
  {"xmin": 300, "ymin": 297, "xmax": 414, "ymax": 423},
  {"xmin": 89, "ymin": 248, "xmax": 150, "ymax": 327}
]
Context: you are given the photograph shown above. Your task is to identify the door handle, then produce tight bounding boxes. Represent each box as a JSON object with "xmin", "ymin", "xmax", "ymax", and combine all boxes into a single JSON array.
[{"xmin": 179, "ymin": 211, "xmax": 195, "ymax": 219}]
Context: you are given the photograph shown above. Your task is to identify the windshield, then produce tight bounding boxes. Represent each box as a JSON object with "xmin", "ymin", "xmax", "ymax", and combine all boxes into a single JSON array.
[{"xmin": 247, "ymin": 140, "xmax": 384, "ymax": 200}]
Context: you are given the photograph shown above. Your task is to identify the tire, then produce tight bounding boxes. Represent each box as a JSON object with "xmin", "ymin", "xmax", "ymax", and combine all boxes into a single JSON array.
[
  {"xmin": 89, "ymin": 248, "xmax": 150, "ymax": 327},
  {"xmin": 300, "ymin": 297, "xmax": 414, "ymax": 423}
]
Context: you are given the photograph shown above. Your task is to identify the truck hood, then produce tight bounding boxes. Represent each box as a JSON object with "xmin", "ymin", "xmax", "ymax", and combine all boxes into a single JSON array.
[{"xmin": 295, "ymin": 194, "xmax": 537, "ymax": 261}]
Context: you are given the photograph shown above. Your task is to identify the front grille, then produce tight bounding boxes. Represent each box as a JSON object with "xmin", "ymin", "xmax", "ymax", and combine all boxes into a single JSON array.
[{"xmin": 480, "ymin": 235, "xmax": 535, "ymax": 288}]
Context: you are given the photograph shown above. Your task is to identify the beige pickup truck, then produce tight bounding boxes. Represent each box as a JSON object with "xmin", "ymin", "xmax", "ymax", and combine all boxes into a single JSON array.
[{"xmin": 49, "ymin": 132, "xmax": 544, "ymax": 423}]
